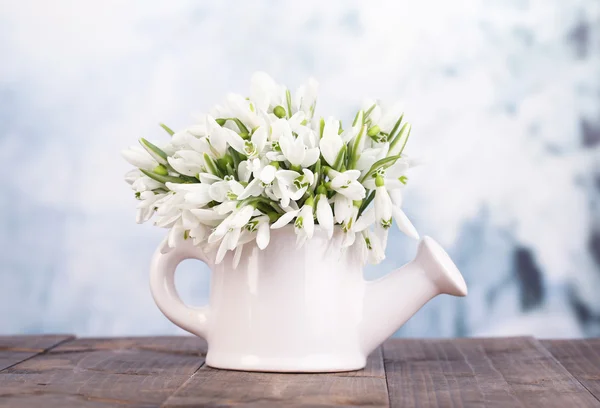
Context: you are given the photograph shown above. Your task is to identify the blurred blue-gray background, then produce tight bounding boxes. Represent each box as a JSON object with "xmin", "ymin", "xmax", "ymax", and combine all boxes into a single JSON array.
[{"xmin": 1, "ymin": 0, "xmax": 599, "ymax": 338}]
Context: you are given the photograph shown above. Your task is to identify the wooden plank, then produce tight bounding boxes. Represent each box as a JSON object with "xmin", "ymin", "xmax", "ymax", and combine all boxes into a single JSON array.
[
  {"xmin": 162, "ymin": 347, "xmax": 389, "ymax": 407},
  {"xmin": 0, "ymin": 336, "xmax": 206, "ymax": 408},
  {"xmin": 542, "ymin": 339, "xmax": 600, "ymax": 403},
  {"xmin": 383, "ymin": 337, "xmax": 600, "ymax": 408},
  {"xmin": 0, "ymin": 335, "xmax": 74, "ymax": 371}
]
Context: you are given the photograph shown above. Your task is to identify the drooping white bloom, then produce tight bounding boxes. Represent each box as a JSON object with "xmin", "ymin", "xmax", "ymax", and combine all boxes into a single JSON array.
[
  {"xmin": 294, "ymin": 202, "xmax": 314, "ymax": 247},
  {"xmin": 250, "ymin": 71, "xmax": 287, "ymax": 113},
  {"xmin": 295, "ymin": 77, "xmax": 318, "ymax": 120},
  {"xmin": 329, "ymin": 169, "xmax": 366, "ymax": 201},
  {"xmin": 391, "ymin": 206, "xmax": 419, "ymax": 240},
  {"xmin": 319, "ymin": 118, "xmax": 343, "ymax": 167},
  {"xmin": 316, "ymin": 192, "xmax": 334, "ymax": 238},
  {"xmin": 121, "ymin": 146, "xmax": 158, "ymax": 171},
  {"xmin": 167, "ymin": 150, "xmax": 204, "ymax": 177},
  {"xmin": 279, "ymin": 123, "xmax": 320, "ymax": 167},
  {"xmin": 273, "ymin": 169, "xmax": 314, "ymax": 208},
  {"xmin": 374, "ymin": 178, "xmax": 393, "ymax": 229}
]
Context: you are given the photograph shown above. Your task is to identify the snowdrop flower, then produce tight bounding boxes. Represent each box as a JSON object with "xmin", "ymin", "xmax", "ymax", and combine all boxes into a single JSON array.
[
  {"xmin": 122, "ymin": 146, "xmax": 158, "ymax": 171},
  {"xmin": 225, "ymin": 93, "xmax": 264, "ymax": 129},
  {"xmin": 250, "ymin": 71, "xmax": 287, "ymax": 113},
  {"xmin": 363, "ymin": 159, "xmax": 409, "ymax": 190},
  {"xmin": 131, "ymin": 174, "xmax": 163, "ymax": 192},
  {"xmin": 135, "ymin": 191, "xmax": 166, "ymax": 223},
  {"xmin": 294, "ymin": 198, "xmax": 315, "ymax": 247},
  {"xmin": 166, "ymin": 182, "xmax": 212, "ymax": 207},
  {"xmin": 319, "ymin": 118, "xmax": 343, "ymax": 167},
  {"xmin": 220, "ymin": 125, "xmax": 266, "ymax": 160},
  {"xmin": 315, "ymin": 186, "xmax": 334, "ymax": 238},
  {"xmin": 210, "ymin": 205, "xmax": 255, "ymax": 263},
  {"xmin": 273, "ymin": 169, "xmax": 314, "ymax": 208},
  {"xmin": 279, "ymin": 124, "xmax": 320, "ymax": 168},
  {"xmin": 295, "ymin": 77, "xmax": 318, "ymax": 120},
  {"xmin": 374, "ymin": 175, "xmax": 393, "ymax": 229},
  {"xmin": 328, "ymin": 169, "xmax": 366, "ymax": 200},
  {"xmin": 246, "ymin": 215, "xmax": 271, "ymax": 250},
  {"xmin": 167, "ymin": 150, "xmax": 204, "ymax": 177},
  {"xmin": 271, "ymin": 197, "xmax": 315, "ymax": 247},
  {"xmin": 360, "ymin": 228, "xmax": 386, "ymax": 264},
  {"xmin": 391, "ymin": 206, "xmax": 419, "ymax": 240},
  {"xmin": 333, "ymin": 192, "xmax": 353, "ymax": 224}
]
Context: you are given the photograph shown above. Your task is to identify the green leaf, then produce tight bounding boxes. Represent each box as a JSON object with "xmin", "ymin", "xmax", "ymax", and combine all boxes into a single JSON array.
[
  {"xmin": 389, "ymin": 123, "xmax": 411, "ymax": 156},
  {"xmin": 139, "ymin": 138, "xmax": 168, "ymax": 165},
  {"xmin": 352, "ymin": 110, "xmax": 364, "ymax": 127},
  {"xmin": 230, "ymin": 118, "xmax": 249, "ymax": 135},
  {"xmin": 387, "ymin": 113, "xmax": 404, "ymax": 140},
  {"xmin": 364, "ymin": 103, "xmax": 377, "ymax": 119},
  {"xmin": 312, "ymin": 159, "xmax": 321, "ymax": 185},
  {"xmin": 349, "ymin": 124, "xmax": 366, "ymax": 169},
  {"xmin": 140, "ymin": 168, "xmax": 187, "ymax": 184},
  {"xmin": 285, "ymin": 89, "xmax": 293, "ymax": 119},
  {"xmin": 360, "ymin": 155, "xmax": 401, "ymax": 182},
  {"xmin": 319, "ymin": 118, "xmax": 325, "ymax": 139},
  {"xmin": 358, "ymin": 190, "xmax": 375, "ymax": 216},
  {"xmin": 203, "ymin": 153, "xmax": 222, "ymax": 177},
  {"xmin": 159, "ymin": 123, "xmax": 175, "ymax": 136},
  {"xmin": 333, "ymin": 145, "xmax": 347, "ymax": 171}
]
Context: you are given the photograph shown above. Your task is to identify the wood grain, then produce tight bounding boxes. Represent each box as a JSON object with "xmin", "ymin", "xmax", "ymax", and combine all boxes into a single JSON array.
[
  {"xmin": 162, "ymin": 347, "xmax": 389, "ymax": 407},
  {"xmin": 383, "ymin": 337, "xmax": 600, "ymax": 408},
  {"xmin": 542, "ymin": 339, "xmax": 600, "ymax": 403},
  {"xmin": 0, "ymin": 336, "xmax": 206, "ymax": 408},
  {"xmin": 0, "ymin": 335, "xmax": 74, "ymax": 371}
]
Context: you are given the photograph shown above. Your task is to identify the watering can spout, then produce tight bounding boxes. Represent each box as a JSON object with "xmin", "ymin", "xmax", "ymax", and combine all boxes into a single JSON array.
[{"xmin": 360, "ymin": 236, "xmax": 468, "ymax": 355}]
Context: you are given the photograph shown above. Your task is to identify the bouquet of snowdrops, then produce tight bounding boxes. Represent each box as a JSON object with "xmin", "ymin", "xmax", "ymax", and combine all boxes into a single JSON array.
[{"xmin": 122, "ymin": 72, "xmax": 419, "ymax": 266}]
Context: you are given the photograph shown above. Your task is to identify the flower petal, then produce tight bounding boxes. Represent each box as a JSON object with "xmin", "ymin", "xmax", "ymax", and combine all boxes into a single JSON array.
[
  {"xmin": 316, "ymin": 195, "xmax": 334, "ymax": 238},
  {"xmin": 271, "ymin": 209, "xmax": 299, "ymax": 229},
  {"xmin": 392, "ymin": 206, "xmax": 419, "ymax": 239}
]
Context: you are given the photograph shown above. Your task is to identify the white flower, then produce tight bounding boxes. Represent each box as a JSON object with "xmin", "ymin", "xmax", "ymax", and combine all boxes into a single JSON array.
[
  {"xmin": 121, "ymin": 146, "xmax": 158, "ymax": 171},
  {"xmin": 135, "ymin": 191, "xmax": 166, "ymax": 223},
  {"xmin": 270, "ymin": 208, "xmax": 300, "ymax": 229},
  {"xmin": 273, "ymin": 169, "xmax": 314, "ymax": 208},
  {"xmin": 360, "ymin": 228, "xmax": 386, "ymax": 264},
  {"xmin": 166, "ymin": 182, "xmax": 212, "ymax": 207},
  {"xmin": 319, "ymin": 118, "xmax": 343, "ymax": 167},
  {"xmin": 362, "ymin": 159, "xmax": 409, "ymax": 190},
  {"xmin": 391, "ymin": 206, "xmax": 419, "ymax": 240},
  {"xmin": 237, "ymin": 159, "xmax": 277, "ymax": 200},
  {"xmin": 316, "ymin": 193, "xmax": 334, "ymax": 238},
  {"xmin": 333, "ymin": 193, "xmax": 353, "ymax": 224},
  {"xmin": 167, "ymin": 150, "xmax": 204, "ymax": 177},
  {"xmin": 131, "ymin": 174, "xmax": 162, "ymax": 192},
  {"xmin": 279, "ymin": 123, "xmax": 320, "ymax": 167},
  {"xmin": 253, "ymin": 215, "xmax": 271, "ymax": 249},
  {"xmin": 226, "ymin": 93, "xmax": 263, "ymax": 129},
  {"xmin": 295, "ymin": 77, "xmax": 318, "ymax": 120},
  {"xmin": 329, "ymin": 169, "xmax": 366, "ymax": 200},
  {"xmin": 250, "ymin": 71, "xmax": 287, "ymax": 113},
  {"xmin": 225, "ymin": 126, "xmax": 268, "ymax": 160},
  {"xmin": 210, "ymin": 205, "xmax": 255, "ymax": 263},
  {"xmin": 294, "ymin": 202, "xmax": 314, "ymax": 247},
  {"xmin": 374, "ymin": 181, "xmax": 393, "ymax": 229}
]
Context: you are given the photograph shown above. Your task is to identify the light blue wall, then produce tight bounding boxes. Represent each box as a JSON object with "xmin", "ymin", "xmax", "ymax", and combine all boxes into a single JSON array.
[{"xmin": 1, "ymin": 0, "xmax": 599, "ymax": 337}]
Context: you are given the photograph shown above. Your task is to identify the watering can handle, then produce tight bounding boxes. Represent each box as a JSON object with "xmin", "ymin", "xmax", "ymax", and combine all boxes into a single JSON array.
[{"xmin": 149, "ymin": 238, "xmax": 211, "ymax": 339}]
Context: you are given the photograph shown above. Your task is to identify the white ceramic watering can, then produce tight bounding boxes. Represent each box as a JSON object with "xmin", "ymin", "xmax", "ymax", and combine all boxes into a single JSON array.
[{"xmin": 150, "ymin": 226, "xmax": 467, "ymax": 372}]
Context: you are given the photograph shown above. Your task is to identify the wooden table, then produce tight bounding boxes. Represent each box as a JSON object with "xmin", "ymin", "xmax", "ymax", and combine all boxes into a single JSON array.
[{"xmin": 0, "ymin": 336, "xmax": 598, "ymax": 407}]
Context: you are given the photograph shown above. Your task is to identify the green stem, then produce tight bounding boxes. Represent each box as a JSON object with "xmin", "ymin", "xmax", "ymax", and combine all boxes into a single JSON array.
[{"xmin": 358, "ymin": 190, "xmax": 375, "ymax": 216}]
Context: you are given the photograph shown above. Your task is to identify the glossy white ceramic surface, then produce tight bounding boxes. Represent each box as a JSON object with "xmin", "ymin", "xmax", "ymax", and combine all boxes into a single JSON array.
[{"xmin": 150, "ymin": 226, "xmax": 467, "ymax": 372}]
